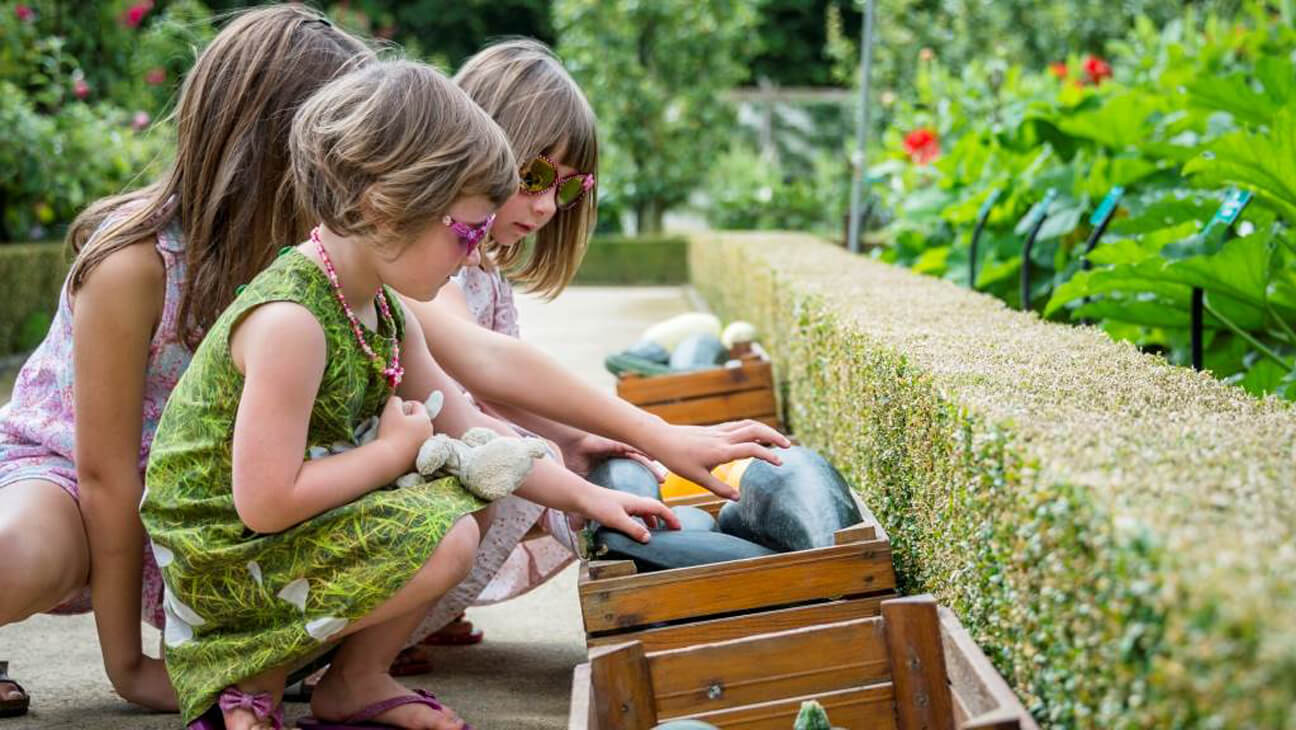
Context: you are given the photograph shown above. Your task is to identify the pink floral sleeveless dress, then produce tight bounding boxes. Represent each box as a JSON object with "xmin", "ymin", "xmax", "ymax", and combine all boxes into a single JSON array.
[
  {"xmin": 410, "ymin": 265, "xmax": 578, "ymax": 641},
  {"xmin": 0, "ymin": 222, "xmax": 189, "ymax": 628}
]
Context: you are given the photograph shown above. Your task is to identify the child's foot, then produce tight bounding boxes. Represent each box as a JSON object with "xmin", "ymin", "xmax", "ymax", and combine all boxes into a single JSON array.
[{"xmin": 309, "ymin": 670, "xmax": 466, "ymax": 729}]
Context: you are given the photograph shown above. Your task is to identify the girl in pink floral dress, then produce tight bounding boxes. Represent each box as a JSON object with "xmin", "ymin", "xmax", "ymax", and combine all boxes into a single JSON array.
[{"xmin": 0, "ymin": 7, "xmax": 375, "ymax": 715}]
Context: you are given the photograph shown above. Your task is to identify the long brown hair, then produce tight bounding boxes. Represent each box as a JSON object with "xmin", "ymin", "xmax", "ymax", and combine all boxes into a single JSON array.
[
  {"xmin": 66, "ymin": 5, "xmax": 375, "ymax": 349},
  {"xmin": 454, "ymin": 38, "xmax": 599, "ymax": 299}
]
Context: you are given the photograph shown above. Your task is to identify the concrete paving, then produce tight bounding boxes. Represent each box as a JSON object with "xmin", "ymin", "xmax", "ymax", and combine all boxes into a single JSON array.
[{"xmin": 0, "ymin": 285, "xmax": 693, "ymax": 729}]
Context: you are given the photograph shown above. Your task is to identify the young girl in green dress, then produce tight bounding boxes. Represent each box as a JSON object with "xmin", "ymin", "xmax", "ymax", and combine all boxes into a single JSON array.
[{"xmin": 139, "ymin": 59, "xmax": 677, "ymax": 730}]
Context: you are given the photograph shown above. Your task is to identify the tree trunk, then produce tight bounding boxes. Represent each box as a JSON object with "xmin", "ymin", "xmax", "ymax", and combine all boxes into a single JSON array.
[{"xmin": 635, "ymin": 199, "xmax": 665, "ymax": 235}]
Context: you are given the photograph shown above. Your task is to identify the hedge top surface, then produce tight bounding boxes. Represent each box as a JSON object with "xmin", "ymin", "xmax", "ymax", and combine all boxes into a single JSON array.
[{"xmin": 700, "ymin": 232, "xmax": 1296, "ymax": 582}]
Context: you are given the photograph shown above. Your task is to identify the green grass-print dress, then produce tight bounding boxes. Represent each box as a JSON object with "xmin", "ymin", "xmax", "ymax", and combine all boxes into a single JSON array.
[{"xmin": 140, "ymin": 249, "xmax": 485, "ymax": 723}]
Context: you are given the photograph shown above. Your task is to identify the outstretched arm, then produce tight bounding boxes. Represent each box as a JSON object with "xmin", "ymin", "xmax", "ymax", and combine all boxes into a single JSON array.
[
  {"xmin": 404, "ymin": 294, "xmax": 789, "ymax": 498},
  {"xmin": 396, "ymin": 301, "xmax": 679, "ymax": 541}
]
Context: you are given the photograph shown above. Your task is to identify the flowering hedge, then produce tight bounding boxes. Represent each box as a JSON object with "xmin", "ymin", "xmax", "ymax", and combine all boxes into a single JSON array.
[{"xmin": 692, "ymin": 231, "xmax": 1296, "ymax": 728}]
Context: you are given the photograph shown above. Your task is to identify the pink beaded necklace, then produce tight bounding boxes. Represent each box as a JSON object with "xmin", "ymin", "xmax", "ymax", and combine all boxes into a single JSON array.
[{"xmin": 311, "ymin": 226, "xmax": 403, "ymax": 388}]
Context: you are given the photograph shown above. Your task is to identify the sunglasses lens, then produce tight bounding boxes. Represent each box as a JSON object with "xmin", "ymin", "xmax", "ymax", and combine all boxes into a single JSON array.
[
  {"xmin": 557, "ymin": 176, "xmax": 591, "ymax": 208},
  {"xmin": 520, "ymin": 157, "xmax": 557, "ymax": 192}
]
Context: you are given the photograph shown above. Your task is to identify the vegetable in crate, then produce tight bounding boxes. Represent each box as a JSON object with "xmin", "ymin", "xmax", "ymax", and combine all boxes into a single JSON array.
[
  {"xmin": 721, "ymin": 320, "xmax": 758, "ymax": 356},
  {"xmin": 641, "ymin": 312, "xmax": 722, "ymax": 351},
  {"xmin": 717, "ymin": 446, "xmax": 863, "ymax": 552},
  {"xmin": 660, "ymin": 505, "xmax": 717, "ymax": 532},
  {"xmin": 586, "ymin": 457, "xmax": 662, "ymax": 500},
  {"xmin": 669, "ymin": 333, "xmax": 729, "ymax": 371},
  {"xmin": 624, "ymin": 339, "xmax": 671, "ymax": 364},
  {"xmin": 794, "ymin": 700, "xmax": 832, "ymax": 730},
  {"xmin": 593, "ymin": 528, "xmax": 774, "ymax": 571},
  {"xmin": 652, "ymin": 721, "xmax": 719, "ymax": 729},
  {"xmin": 605, "ymin": 352, "xmax": 673, "ymax": 377}
]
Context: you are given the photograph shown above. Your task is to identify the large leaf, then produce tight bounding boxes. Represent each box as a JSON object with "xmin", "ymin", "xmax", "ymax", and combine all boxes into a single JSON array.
[
  {"xmin": 1160, "ymin": 230, "xmax": 1273, "ymax": 307},
  {"xmin": 1183, "ymin": 107, "xmax": 1296, "ymax": 222},
  {"xmin": 1045, "ymin": 264, "xmax": 1192, "ymax": 317},
  {"xmin": 1073, "ymin": 298, "xmax": 1191, "ymax": 328}
]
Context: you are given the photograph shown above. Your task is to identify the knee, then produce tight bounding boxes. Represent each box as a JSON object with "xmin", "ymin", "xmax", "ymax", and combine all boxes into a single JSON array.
[
  {"xmin": 406, "ymin": 517, "xmax": 479, "ymax": 600},
  {"xmin": 0, "ymin": 526, "xmax": 66, "ymax": 622}
]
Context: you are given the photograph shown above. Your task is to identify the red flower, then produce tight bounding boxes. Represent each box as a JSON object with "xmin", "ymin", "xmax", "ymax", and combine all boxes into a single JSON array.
[
  {"xmin": 903, "ymin": 128, "xmax": 940, "ymax": 165},
  {"xmin": 123, "ymin": 0, "xmax": 153, "ymax": 28},
  {"xmin": 145, "ymin": 67, "xmax": 166, "ymax": 86},
  {"xmin": 1083, "ymin": 55, "xmax": 1112, "ymax": 85},
  {"xmin": 73, "ymin": 78, "xmax": 90, "ymax": 100},
  {"xmin": 15, "ymin": 4, "xmax": 33, "ymax": 21},
  {"xmin": 1049, "ymin": 62, "xmax": 1068, "ymax": 80}
]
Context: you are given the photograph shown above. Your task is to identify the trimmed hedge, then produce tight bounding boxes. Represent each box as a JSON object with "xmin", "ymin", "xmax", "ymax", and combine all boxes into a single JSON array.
[
  {"xmin": 0, "ymin": 243, "xmax": 69, "ymax": 357},
  {"xmin": 571, "ymin": 235, "xmax": 688, "ymax": 285},
  {"xmin": 690, "ymin": 231, "xmax": 1296, "ymax": 728}
]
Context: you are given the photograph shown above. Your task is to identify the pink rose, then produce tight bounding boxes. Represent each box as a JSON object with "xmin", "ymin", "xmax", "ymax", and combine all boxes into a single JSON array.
[
  {"xmin": 73, "ymin": 78, "xmax": 90, "ymax": 100},
  {"xmin": 15, "ymin": 5, "xmax": 34, "ymax": 22},
  {"xmin": 145, "ymin": 67, "xmax": 166, "ymax": 86},
  {"xmin": 133, "ymin": 111, "xmax": 151, "ymax": 131}
]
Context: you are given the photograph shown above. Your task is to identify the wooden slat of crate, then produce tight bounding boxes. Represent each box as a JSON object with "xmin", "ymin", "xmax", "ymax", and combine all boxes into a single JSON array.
[
  {"xmin": 680, "ymin": 684, "xmax": 898, "ymax": 730},
  {"xmin": 579, "ymin": 538, "xmax": 894, "ymax": 634},
  {"xmin": 939, "ymin": 606, "xmax": 1039, "ymax": 730},
  {"xmin": 587, "ymin": 595, "xmax": 885, "ymax": 654},
  {"xmin": 617, "ymin": 360, "xmax": 773, "ymax": 405},
  {"xmin": 642, "ymin": 388, "xmax": 777, "ymax": 426},
  {"xmin": 649, "ymin": 618, "xmax": 891, "ymax": 719}
]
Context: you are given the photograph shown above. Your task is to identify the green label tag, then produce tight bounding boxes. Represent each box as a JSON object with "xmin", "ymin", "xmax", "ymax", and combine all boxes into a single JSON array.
[
  {"xmin": 1211, "ymin": 188, "xmax": 1252, "ymax": 227},
  {"xmin": 977, "ymin": 188, "xmax": 1002, "ymax": 223},
  {"xmin": 1022, "ymin": 188, "xmax": 1057, "ymax": 231},
  {"xmin": 1089, "ymin": 186, "xmax": 1124, "ymax": 226}
]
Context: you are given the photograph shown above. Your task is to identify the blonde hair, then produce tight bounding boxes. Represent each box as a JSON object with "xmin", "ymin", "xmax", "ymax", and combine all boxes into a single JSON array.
[
  {"xmin": 290, "ymin": 60, "xmax": 517, "ymax": 252},
  {"xmin": 455, "ymin": 38, "xmax": 599, "ymax": 298},
  {"xmin": 66, "ymin": 5, "xmax": 374, "ymax": 349}
]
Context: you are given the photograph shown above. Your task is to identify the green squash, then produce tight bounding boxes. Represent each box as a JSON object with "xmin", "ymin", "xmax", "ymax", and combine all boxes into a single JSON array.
[{"xmin": 716, "ymin": 446, "xmax": 862, "ymax": 552}]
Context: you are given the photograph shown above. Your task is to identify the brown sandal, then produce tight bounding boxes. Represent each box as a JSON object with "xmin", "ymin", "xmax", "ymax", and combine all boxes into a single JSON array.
[
  {"xmin": 0, "ymin": 661, "xmax": 30, "ymax": 718},
  {"xmin": 417, "ymin": 614, "xmax": 483, "ymax": 646}
]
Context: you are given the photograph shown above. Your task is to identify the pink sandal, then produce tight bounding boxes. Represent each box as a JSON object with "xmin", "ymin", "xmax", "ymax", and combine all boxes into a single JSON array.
[
  {"xmin": 296, "ymin": 688, "xmax": 471, "ymax": 729},
  {"xmin": 188, "ymin": 686, "xmax": 285, "ymax": 730}
]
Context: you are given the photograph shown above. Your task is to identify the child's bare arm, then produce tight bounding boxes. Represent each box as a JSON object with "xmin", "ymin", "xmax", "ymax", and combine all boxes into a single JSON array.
[
  {"xmin": 73, "ymin": 241, "xmax": 178, "ymax": 711},
  {"xmin": 229, "ymin": 303, "xmax": 430, "ymax": 534},
  {"xmin": 396, "ymin": 302, "xmax": 679, "ymax": 540},
  {"xmin": 405, "ymin": 294, "xmax": 789, "ymax": 498}
]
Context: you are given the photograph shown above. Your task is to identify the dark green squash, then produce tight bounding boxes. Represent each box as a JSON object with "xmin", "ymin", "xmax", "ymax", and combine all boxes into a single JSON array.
[
  {"xmin": 652, "ymin": 721, "xmax": 720, "ymax": 730},
  {"xmin": 716, "ymin": 446, "xmax": 862, "ymax": 552},
  {"xmin": 624, "ymin": 339, "xmax": 671, "ymax": 364},
  {"xmin": 587, "ymin": 458, "xmax": 662, "ymax": 500},
  {"xmin": 593, "ymin": 528, "xmax": 774, "ymax": 572},
  {"xmin": 605, "ymin": 352, "xmax": 673, "ymax": 377},
  {"xmin": 657, "ymin": 505, "xmax": 717, "ymax": 532}
]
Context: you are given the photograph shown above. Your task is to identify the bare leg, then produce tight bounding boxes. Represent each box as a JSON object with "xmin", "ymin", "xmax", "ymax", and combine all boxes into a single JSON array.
[{"xmin": 0, "ymin": 480, "xmax": 90, "ymax": 705}]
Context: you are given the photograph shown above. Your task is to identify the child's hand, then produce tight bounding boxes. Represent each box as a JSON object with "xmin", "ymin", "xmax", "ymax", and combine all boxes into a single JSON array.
[
  {"xmin": 563, "ymin": 433, "xmax": 666, "ymax": 482},
  {"xmin": 580, "ymin": 488, "xmax": 681, "ymax": 543},
  {"xmin": 645, "ymin": 420, "xmax": 791, "ymax": 501},
  {"xmin": 376, "ymin": 396, "xmax": 435, "ymax": 465}
]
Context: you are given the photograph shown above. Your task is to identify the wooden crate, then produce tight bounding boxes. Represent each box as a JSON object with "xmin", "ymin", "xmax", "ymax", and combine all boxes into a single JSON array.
[
  {"xmin": 568, "ymin": 594, "xmax": 1039, "ymax": 730},
  {"xmin": 579, "ymin": 491, "xmax": 896, "ymax": 654},
  {"xmin": 615, "ymin": 355, "xmax": 781, "ymax": 430}
]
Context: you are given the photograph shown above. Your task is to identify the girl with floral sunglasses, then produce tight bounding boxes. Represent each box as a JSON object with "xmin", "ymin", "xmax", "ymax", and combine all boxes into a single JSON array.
[{"xmin": 394, "ymin": 39, "xmax": 789, "ymax": 671}]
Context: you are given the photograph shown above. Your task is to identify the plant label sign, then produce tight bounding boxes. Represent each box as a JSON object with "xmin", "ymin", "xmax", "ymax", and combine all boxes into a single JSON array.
[
  {"xmin": 1212, "ymin": 188, "xmax": 1253, "ymax": 228},
  {"xmin": 1090, "ymin": 186, "xmax": 1125, "ymax": 227}
]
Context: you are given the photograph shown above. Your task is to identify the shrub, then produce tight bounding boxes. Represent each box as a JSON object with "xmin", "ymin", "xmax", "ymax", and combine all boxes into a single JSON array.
[{"xmin": 692, "ymin": 231, "xmax": 1296, "ymax": 728}]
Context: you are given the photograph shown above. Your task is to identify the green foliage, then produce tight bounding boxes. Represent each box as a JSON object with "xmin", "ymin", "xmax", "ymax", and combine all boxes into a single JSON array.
[
  {"xmin": 872, "ymin": 3, "xmax": 1296, "ymax": 399},
  {"xmin": 692, "ymin": 231, "xmax": 1296, "ymax": 728},
  {"xmin": 554, "ymin": 0, "xmax": 760, "ymax": 234},
  {"xmin": 0, "ymin": 242, "xmax": 68, "ymax": 356},
  {"xmin": 0, "ymin": 0, "xmax": 188, "ymax": 241},
  {"xmin": 702, "ymin": 144, "xmax": 846, "ymax": 234},
  {"xmin": 570, "ymin": 235, "xmax": 688, "ymax": 286}
]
